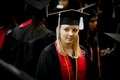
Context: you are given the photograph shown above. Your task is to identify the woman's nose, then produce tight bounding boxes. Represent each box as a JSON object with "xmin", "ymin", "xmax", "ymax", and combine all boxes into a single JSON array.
[
  {"xmin": 69, "ymin": 31, "xmax": 73, "ymax": 35},
  {"xmin": 94, "ymin": 21, "xmax": 97, "ymax": 26}
]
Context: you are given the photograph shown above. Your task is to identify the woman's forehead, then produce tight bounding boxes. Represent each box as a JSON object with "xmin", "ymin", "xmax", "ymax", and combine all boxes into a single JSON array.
[{"xmin": 61, "ymin": 24, "xmax": 79, "ymax": 28}]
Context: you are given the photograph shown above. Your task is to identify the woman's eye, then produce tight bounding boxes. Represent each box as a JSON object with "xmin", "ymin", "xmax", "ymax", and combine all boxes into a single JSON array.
[
  {"xmin": 73, "ymin": 29, "xmax": 77, "ymax": 32},
  {"xmin": 65, "ymin": 29, "xmax": 69, "ymax": 31}
]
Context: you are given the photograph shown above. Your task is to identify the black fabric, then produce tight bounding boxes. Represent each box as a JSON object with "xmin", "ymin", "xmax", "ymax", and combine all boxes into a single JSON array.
[
  {"xmin": 95, "ymin": 26, "xmax": 120, "ymax": 80},
  {"xmin": 79, "ymin": 29, "xmax": 100, "ymax": 80},
  {"xmin": 0, "ymin": 59, "xmax": 35, "ymax": 80},
  {"xmin": 36, "ymin": 42, "xmax": 92, "ymax": 80},
  {"xmin": 96, "ymin": 42, "xmax": 120, "ymax": 80},
  {"xmin": 0, "ymin": 25, "xmax": 56, "ymax": 78},
  {"xmin": 97, "ymin": 33, "xmax": 120, "ymax": 80}
]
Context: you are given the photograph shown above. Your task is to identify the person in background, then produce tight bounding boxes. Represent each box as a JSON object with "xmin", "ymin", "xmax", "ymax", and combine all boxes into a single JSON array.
[
  {"xmin": 97, "ymin": 1, "xmax": 120, "ymax": 79},
  {"xmin": 97, "ymin": 0, "xmax": 119, "ymax": 52},
  {"xmin": 36, "ymin": 9, "xmax": 92, "ymax": 80},
  {"xmin": 1, "ymin": 0, "xmax": 56, "ymax": 78},
  {"xmin": 79, "ymin": 4, "xmax": 104, "ymax": 80},
  {"xmin": 52, "ymin": 0, "xmax": 80, "ymax": 12},
  {"xmin": 0, "ymin": 0, "xmax": 19, "ymax": 53},
  {"xmin": 96, "ymin": 33, "xmax": 120, "ymax": 80}
]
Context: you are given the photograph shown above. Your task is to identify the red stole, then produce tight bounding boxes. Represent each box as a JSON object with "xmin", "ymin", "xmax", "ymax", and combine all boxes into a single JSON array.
[
  {"xmin": 19, "ymin": 19, "xmax": 32, "ymax": 29},
  {"xmin": 0, "ymin": 29, "xmax": 7, "ymax": 50},
  {"xmin": 19, "ymin": 19, "xmax": 46, "ymax": 29},
  {"xmin": 55, "ymin": 41, "xmax": 86, "ymax": 80},
  {"xmin": 0, "ymin": 25, "xmax": 10, "ymax": 50}
]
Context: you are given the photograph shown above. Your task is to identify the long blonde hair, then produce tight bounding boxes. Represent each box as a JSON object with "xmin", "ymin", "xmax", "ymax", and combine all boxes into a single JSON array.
[{"xmin": 56, "ymin": 26, "xmax": 81, "ymax": 58}]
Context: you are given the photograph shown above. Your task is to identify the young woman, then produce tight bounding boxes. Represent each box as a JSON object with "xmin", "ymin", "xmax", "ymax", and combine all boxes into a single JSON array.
[
  {"xmin": 36, "ymin": 9, "xmax": 92, "ymax": 80},
  {"xmin": 79, "ymin": 7, "xmax": 103, "ymax": 80}
]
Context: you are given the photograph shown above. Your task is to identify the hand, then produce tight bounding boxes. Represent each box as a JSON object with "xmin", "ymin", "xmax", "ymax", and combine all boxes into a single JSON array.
[
  {"xmin": 100, "ymin": 49, "xmax": 106, "ymax": 57},
  {"xmin": 100, "ymin": 48, "xmax": 110, "ymax": 56}
]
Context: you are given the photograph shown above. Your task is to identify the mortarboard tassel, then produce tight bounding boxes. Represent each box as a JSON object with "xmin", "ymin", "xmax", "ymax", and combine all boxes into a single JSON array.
[
  {"xmin": 46, "ymin": 4, "xmax": 49, "ymax": 17},
  {"xmin": 57, "ymin": 12, "xmax": 61, "ymax": 39},
  {"xmin": 111, "ymin": 0, "xmax": 115, "ymax": 18},
  {"xmin": 78, "ymin": 3, "xmax": 96, "ymax": 30},
  {"xmin": 79, "ymin": 9, "xmax": 84, "ymax": 30}
]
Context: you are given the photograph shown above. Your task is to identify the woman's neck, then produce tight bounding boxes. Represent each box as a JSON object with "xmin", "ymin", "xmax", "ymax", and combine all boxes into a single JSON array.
[
  {"xmin": 63, "ymin": 43, "xmax": 72, "ymax": 49},
  {"xmin": 63, "ymin": 43, "xmax": 73, "ymax": 54},
  {"xmin": 63, "ymin": 44, "xmax": 74, "ymax": 57}
]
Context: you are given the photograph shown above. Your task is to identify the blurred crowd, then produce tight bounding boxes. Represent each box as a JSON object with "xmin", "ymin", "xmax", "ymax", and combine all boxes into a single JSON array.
[{"xmin": 0, "ymin": 0, "xmax": 120, "ymax": 80}]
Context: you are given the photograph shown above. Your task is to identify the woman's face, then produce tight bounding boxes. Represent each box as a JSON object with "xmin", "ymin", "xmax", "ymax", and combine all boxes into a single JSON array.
[
  {"xmin": 88, "ymin": 16, "xmax": 98, "ymax": 31},
  {"xmin": 60, "ymin": 24, "xmax": 79, "ymax": 44},
  {"xmin": 58, "ymin": 0, "xmax": 69, "ymax": 9}
]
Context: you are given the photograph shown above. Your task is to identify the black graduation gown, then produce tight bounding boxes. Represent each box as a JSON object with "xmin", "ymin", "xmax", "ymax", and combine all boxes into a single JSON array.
[
  {"xmin": 1, "ymin": 25, "xmax": 56, "ymax": 78},
  {"xmin": 36, "ymin": 42, "xmax": 92, "ymax": 80},
  {"xmin": 79, "ymin": 30, "xmax": 100, "ymax": 80},
  {"xmin": 97, "ymin": 42, "xmax": 120, "ymax": 80}
]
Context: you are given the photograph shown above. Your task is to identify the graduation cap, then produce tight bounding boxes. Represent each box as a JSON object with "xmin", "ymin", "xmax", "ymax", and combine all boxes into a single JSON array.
[
  {"xmin": 0, "ymin": 59, "xmax": 35, "ymax": 80},
  {"xmin": 48, "ymin": 9, "xmax": 89, "ymax": 39},
  {"xmin": 78, "ymin": 3, "xmax": 97, "ymax": 30},
  {"xmin": 22, "ymin": 0, "xmax": 51, "ymax": 10},
  {"xmin": 104, "ymin": 33, "xmax": 120, "ymax": 42},
  {"xmin": 22, "ymin": 0, "xmax": 51, "ymax": 17}
]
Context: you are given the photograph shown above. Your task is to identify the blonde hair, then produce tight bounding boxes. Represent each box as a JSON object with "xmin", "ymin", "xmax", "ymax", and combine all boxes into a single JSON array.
[{"xmin": 56, "ymin": 26, "xmax": 81, "ymax": 58}]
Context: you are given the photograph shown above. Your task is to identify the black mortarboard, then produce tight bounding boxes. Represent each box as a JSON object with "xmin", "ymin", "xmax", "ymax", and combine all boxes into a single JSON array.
[
  {"xmin": 104, "ymin": 33, "xmax": 120, "ymax": 42},
  {"xmin": 48, "ymin": 9, "xmax": 89, "ymax": 39},
  {"xmin": 22, "ymin": 0, "xmax": 51, "ymax": 10},
  {"xmin": 22, "ymin": 0, "xmax": 51, "ymax": 17},
  {"xmin": 0, "ymin": 60, "xmax": 35, "ymax": 80}
]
